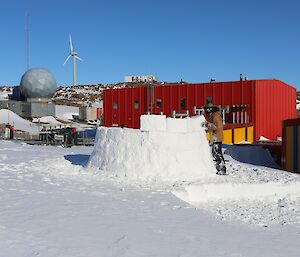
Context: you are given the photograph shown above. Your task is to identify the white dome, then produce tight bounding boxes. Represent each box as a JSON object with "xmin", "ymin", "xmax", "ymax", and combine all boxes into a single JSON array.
[{"xmin": 20, "ymin": 68, "xmax": 57, "ymax": 101}]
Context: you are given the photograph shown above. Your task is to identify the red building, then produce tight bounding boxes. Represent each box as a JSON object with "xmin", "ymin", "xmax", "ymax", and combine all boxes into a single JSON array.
[{"xmin": 103, "ymin": 79, "xmax": 296, "ymax": 140}]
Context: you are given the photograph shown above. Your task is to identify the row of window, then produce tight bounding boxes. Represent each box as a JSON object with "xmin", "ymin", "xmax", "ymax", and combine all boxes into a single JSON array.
[{"xmin": 113, "ymin": 98, "xmax": 187, "ymax": 110}]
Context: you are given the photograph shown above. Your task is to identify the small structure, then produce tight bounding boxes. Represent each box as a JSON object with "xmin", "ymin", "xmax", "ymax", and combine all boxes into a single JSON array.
[
  {"xmin": 79, "ymin": 102, "xmax": 103, "ymax": 122},
  {"xmin": 124, "ymin": 75, "xmax": 157, "ymax": 83},
  {"xmin": 0, "ymin": 123, "xmax": 13, "ymax": 139},
  {"xmin": 282, "ymin": 118, "xmax": 300, "ymax": 173},
  {"xmin": 88, "ymin": 115, "xmax": 215, "ymax": 180}
]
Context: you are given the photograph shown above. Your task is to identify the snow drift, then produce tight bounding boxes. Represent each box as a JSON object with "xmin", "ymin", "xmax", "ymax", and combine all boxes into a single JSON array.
[
  {"xmin": 32, "ymin": 116, "xmax": 62, "ymax": 126},
  {"xmin": 88, "ymin": 115, "xmax": 215, "ymax": 182},
  {"xmin": 173, "ymin": 181, "xmax": 300, "ymax": 204},
  {"xmin": 0, "ymin": 109, "xmax": 40, "ymax": 134}
]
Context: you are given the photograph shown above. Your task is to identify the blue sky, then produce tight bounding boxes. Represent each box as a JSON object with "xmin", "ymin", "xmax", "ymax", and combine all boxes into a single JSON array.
[{"xmin": 0, "ymin": 0, "xmax": 299, "ymax": 89}]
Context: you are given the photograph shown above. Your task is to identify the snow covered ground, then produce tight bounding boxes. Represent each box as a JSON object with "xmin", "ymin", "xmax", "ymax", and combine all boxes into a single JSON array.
[
  {"xmin": 0, "ymin": 140, "xmax": 300, "ymax": 257},
  {"xmin": 173, "ymin": 156, "xmax": 300, "ymax": 227},
  {"xmin": 0, "ymin": 91, "xmax": 9, "ymax": 100},
  {"xmin": 1, "ymin": 114, "xmax": 300, "ymax": 256},
  {"xmin": 88, "ymin": 116, "xmax": 300, "ymax": 228},
  {"xmin": 32, "ymin": 116, "xmax": 62, "ymax": 127}
]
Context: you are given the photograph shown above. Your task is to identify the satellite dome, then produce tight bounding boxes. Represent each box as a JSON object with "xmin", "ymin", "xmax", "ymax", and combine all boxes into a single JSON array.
[{"xmin": 20, "ymin": 68, "xmax": 57, "ymax": 102}]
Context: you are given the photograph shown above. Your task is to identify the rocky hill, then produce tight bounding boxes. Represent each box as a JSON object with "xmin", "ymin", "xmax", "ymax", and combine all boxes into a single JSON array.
[{"xmin": 52, "ymin": 82, "xmax": 149, "ymax": 106}]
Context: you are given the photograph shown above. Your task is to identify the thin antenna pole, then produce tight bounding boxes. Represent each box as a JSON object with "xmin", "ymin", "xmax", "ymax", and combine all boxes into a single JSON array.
[{"xmin": 25, "ymin": 13, "xmax": 30, "ymax": 70}]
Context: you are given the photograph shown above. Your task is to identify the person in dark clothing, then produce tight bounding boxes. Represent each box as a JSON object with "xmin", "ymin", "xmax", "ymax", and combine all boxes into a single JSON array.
[{"xmin": 204, "ymin": 100, "xmax": 226, "ymax": 175}]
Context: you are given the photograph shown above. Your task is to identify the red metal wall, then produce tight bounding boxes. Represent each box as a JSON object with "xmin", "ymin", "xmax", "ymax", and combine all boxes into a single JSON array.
[
  {"xmin": 104, "ymin": 81, "xmax": 256, "ymax": 128},
  {"xmin": 103, "ymin": 80, "xmax": 296, "ymax": 140},
  {"xmin": 104, "ymin": 87, "xmax": 147, "ymax": 128},
  {"xmin": 96, "ymin": 108, "xmax": 103, "ymax": 119},
  {"xmin": 254, "ymin": 80, "xmax": 296, "ymax": 140}
]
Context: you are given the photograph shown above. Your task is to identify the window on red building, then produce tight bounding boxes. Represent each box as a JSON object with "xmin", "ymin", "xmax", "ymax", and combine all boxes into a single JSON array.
[
  {"xmin": 180, "ymin": 98, "xmax": 186, "ymax": 110},
  {"xmin": 113, "ymin": 101, "xmax": 118, "ymax": 109},
  {"xmin": 134, "ymin": 100, "xmax": 139, "ymax": 109},
  {"xmin": 156, "ymin": 99, "xmax": 162, "ymax": 108}
]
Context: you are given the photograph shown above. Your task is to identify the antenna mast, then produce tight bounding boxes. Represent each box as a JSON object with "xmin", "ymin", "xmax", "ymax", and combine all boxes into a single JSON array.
[{"xmin": 25, "ymin": 13, "xmax": 30, "ymax": 70}]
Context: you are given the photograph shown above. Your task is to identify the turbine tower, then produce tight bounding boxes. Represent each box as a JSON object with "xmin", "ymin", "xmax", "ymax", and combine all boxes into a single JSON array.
[{"xmin": 63, "ymin": 34, "xmax": 83, "ymax": 86}]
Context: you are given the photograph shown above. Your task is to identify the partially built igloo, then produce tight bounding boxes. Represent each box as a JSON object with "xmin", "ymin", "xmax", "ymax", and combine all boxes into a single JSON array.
[{"xmin": 88, "ymin": 115, "xmax": 215, "ymax": 182}]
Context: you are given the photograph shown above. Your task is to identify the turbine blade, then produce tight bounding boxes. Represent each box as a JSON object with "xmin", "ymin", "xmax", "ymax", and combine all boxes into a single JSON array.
[
  {"xmin": 63, "ymin": 55, "xmax": 72, "ymax": 65},
  {"xmin": 75, "ymin": 55, "xmax": 83, "ymax": 61},
  {"xmin": 69, "ymin": 34, "xmax": 73, "ymax": 52}
]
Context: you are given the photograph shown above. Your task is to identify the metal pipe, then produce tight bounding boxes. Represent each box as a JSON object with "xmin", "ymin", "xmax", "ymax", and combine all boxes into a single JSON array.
[
  {"xmin": 241, "ymin": 111, "xmax": 244, "ymax": 124},
  {"xmin": 151, "ymin": 82, "xmax": 154, "ymax": 114},
  {"xmin": 222, "ymin": 108, "xmax": 225, "ymax": 124},
  {"xmin": 172, "ymin": 110, "xmax": 176, "ymax": 118},
  {"xmin": 232, "ymin": 112, "xmax": 235, "ymax": 124},
  {"xmin": 147, "ymin": 84, "xmax": 150, "ymax": 113}
]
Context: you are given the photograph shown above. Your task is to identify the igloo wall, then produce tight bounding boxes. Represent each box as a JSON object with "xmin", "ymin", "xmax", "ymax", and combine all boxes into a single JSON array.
[{"xmin": 88, "ymin": 115, "xmax": 215, "ymax": 182}]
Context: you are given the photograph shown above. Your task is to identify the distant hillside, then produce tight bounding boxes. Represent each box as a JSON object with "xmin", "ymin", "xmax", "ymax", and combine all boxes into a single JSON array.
[
  {"xmin": 0, "ymin": 86, "xmax": 13, "ymax": 92},
  {"xmin": 0, "ymin": 83, "xmax": 150, "ymax": 106},
  {"xmin": 52, "ymin": 82, "xmax": 150, "ymax": 106}
]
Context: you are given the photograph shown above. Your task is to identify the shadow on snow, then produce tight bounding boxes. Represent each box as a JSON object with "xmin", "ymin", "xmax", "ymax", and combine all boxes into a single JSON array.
[{"xmin": 64, "ymin": 154, "xmax": 90, "ymax": 167}]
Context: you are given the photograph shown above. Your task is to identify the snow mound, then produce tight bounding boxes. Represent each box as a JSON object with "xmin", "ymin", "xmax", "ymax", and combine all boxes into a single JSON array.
[
  {"xmin": 172, "ymin": 158, "xmax": 300, "ymax": 226},
  {"xmin": 0, "ymin": 109, "xmax": 40, "ymax": 134},
  {"xmin": 173, "ymin": 181, "xmax": 300, "ymax": 204},
  {"xmin": 88, "ymin": 115, "xmax": 215, "ymax": 182},
  {"xmin": 0, "ymin": 92, "xmax": 9, "ymax": 100},
  {"xmin": 32, "ymin": 116, "xmax": 62, "ymax": 126},
  {"xmin": 257, "ymin": 135, "xmax": 271, "ymax": 142}
]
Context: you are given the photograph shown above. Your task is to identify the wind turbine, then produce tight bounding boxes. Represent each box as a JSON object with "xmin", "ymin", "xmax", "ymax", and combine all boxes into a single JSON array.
[{"xmin": 63, "ymin": 34, "xmax": 83, "ymax": 86}]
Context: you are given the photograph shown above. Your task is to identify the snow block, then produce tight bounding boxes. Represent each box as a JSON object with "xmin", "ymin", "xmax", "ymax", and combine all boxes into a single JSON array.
[
  {"xmin": 88, "ymin": 126, "xmax": 215, "ymax": 182},
  {"xmin": 166, "ymin": 118, "xmax": 188, "ymax": 133},
  {"xmin": 187, "ymin": 116, "xmax": 206, "ymax": 132},
  {"xmin": 140, "ymin": 114, "xmax": 166, "ymax": 132}
]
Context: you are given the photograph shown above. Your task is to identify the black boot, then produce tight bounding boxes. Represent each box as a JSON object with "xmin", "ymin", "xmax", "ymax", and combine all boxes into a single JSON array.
[{"xmin": 216, "ymin": 165, "xmax": 226, "ymax": 175}]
